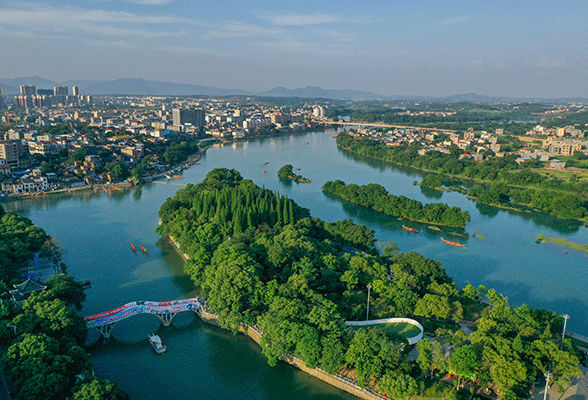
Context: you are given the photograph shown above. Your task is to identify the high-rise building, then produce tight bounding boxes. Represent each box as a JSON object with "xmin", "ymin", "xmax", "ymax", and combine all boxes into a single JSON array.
[
  {"xmin": 72, "ymin": 86, "xmax": 79, "ymax": 96},
  {"xmin": 20, "ymin": 85, "xmax": 36, "ymax": 96},
  {"xmin": 0, "ymin": 140, "xmax": 23, "ymax": 169},
  {"xmin": 172, "ymin": 108, "xmax": 205, "ymax": 127},
  {"xmin": 54, "ymin": 86, "xmax": 68, "ymax": 96},
  {"xmin": 0, "ymin": 88, "xmax": 4, "ymax": 109},
  {"xmin": 312, "ymin": 106, "xmax": 325, "ymax": 118}
]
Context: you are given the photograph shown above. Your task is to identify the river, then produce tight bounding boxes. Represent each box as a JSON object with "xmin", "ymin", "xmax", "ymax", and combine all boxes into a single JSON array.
[{"xmin": 3, "ymin": 129, "xmax": 588, "ymax": 399}]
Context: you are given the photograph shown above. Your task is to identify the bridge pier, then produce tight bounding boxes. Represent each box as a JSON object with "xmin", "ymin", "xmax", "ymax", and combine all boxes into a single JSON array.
[
  {"xmin": 96, "ymin": 323, "xmax": 116, "ymax": 339},
  {"xmin": 155, "ymin": 312, "xmax": 178, "ymax": 327}
]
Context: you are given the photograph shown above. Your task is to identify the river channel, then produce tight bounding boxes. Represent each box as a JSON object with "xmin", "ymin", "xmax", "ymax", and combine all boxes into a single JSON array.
[{"xmin": 3, "ymin": 129, "xmax": 588, "ymax": 399}]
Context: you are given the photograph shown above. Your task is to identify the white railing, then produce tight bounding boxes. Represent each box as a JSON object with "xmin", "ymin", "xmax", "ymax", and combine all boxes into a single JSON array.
[{"xmin": 344, "ymin": 317, "xmax": 424, "ymax": 345}]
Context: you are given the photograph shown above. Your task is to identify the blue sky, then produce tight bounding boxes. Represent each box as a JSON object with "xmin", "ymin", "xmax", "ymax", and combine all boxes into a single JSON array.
[{"xmin": 0, "ymin": 0, "xmax": 586, "ymax": 98}]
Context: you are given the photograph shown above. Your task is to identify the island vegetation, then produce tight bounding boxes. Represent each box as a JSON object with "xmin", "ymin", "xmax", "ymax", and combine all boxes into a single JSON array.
[
  {"xmin": 277, "ymin": 164, "xmax": 311, "ymax": 183},
  {"xmin": 0, "ymin": 205, "xmax": 129, "ymax": 400},
  {"xmin": 336, "ymin": 133, "xmax": 588, "ymax": 221},
  {"xmin": 322, "ymin": 179, "xmax": 470, "ymax": 228},
  {"xmin": 536, "ymin": 234, "xmax": 588, "ymax": 253},
  {"xmin": 157, "ymin": 168, "xmax": 581, "ymax": 400}
]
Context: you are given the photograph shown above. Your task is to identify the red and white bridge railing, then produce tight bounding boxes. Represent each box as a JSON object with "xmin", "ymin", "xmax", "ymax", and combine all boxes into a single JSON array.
[{"xmin": 85, "ymin": 298, "xmax": 200, "ymax": 338}]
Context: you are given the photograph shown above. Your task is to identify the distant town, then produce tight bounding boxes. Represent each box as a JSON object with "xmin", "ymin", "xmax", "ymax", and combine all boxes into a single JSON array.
[
  {"xmin": 0, "ymin": 84, "xmax": 329, "ymax": 196},
  {"xmin": 1, "ymin": 84, "xmax": 588, "ymax": 197}
]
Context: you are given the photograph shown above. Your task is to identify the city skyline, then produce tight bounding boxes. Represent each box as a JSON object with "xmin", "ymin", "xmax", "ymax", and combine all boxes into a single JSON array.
[{"xmin": 0, "ymin": 1, "xmax": 586, "ymax": 98}]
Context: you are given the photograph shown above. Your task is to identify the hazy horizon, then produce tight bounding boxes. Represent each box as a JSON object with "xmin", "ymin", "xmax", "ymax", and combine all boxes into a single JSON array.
[{"xmin": 1, "ymin": 1, "xmax": 586, "ymax": 99}]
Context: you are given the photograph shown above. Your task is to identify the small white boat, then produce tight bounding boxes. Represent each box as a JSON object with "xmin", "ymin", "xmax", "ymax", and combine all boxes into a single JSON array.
[{"xmin": 148, "ymin": 334, "xmax": 167, "ymax": 354}]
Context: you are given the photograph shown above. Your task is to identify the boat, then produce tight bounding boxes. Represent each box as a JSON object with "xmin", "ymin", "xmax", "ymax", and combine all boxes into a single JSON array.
[
  {"xmin": 148, "ymin": 334, "xmax": 167, "ymax": 354},
  {"xmin": 139, "ymin": 246, "xmax": 148, "ymax": 253},
  {"xmin": 263, "ymin": 169, "xmax": 266, "ymax": 173},
  {"xmin": 264, "ymin": 161, "xmax": 270, "ymax": 165},
  {"xmin": 441, "ymin": 238, "xmax": 466, "ymax": 247},
  {"xmin": 172, "ymin": 175, "xmax": 181, "ymax": 179},
  {"xmin": 402, "ymin": 225, "xmax": 419, "ymax": 233},
  {"xmin": 130, "ymin": 243, "xmax": 136, "ymax": 251},
  {"xmin": 78, "ymin": 279, "xmax": 92, "ymax": 289}
]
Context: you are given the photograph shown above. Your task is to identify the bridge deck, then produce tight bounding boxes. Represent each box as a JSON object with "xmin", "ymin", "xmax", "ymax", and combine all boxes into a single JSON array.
[{"xmin": 85, "ymin": 298, "xmax": 200, "ymax": 328}]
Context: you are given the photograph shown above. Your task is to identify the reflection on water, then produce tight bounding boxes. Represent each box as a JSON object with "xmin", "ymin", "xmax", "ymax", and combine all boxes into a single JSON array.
[
  {"xmin": 323, "ymin": 191, "xmax": 470, "ymax": 245},
  {"xmin": 338, "ymin": 147, "xmax": 426, "ymax": 179},
  {"xmin": 336, "ymin": 148, "xmax": 584, "ymax": 235},
  {"xmin": 476, "ymin": 203, "xmax": 501, "ymax": 218},
  {"xmin": 419, "ymin": 186, "xmax": 443, "ymax": 199},
  {"xmin": 278, "ymin": 177, "xmax": 293, "ymax": 188},
  {"xmin": 132, "ymin": 187, "xmax": 143, "ymax": 201},
  {"xmin": 475, "ymin": 203, "xmax": 583, "ymax": 235}
]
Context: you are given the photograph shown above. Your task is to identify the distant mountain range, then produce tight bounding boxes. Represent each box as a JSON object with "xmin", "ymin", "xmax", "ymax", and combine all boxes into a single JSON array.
[
  {"xmin": 0, "ymin": 76, "xmax": 249, "ymax": 97},
  {"xmin": 64, "ymin": 78, "xmax": 250, "ymax": 97},
  {"xmin": 0, "ymin": 76, "xmax": 59, "ymax": 96},
  {"xmin": 1, "ymin": 76, "xmax": 587, "ymax": 103},
  {"xmin": 259, "ymin": 86, "xmax": 385, "ymax": 100}
]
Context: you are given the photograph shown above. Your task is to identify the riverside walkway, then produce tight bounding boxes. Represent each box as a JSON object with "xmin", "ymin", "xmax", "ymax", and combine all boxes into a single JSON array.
[{"xmin": 85, "ymin": 298, "xmax": 200, "ymax": 338}]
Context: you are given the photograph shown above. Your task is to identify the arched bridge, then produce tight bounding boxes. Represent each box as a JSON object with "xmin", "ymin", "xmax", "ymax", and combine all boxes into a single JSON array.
[{"xmin": 85, "ymin": 298, "xmax": 200, "ymax": 338}]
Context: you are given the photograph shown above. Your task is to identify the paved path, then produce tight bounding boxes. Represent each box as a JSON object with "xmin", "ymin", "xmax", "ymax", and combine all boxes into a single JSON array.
[
  {"xmin": 458, "ymin": 322, "xmax": 474, "ymax": 337},
  {"xmin": 0, "ymin": 369, "xmax": 12, "ymax": 400},
  {"xmin": 530, "ymin": 366, "xmax": 588, "ymax": 400}
]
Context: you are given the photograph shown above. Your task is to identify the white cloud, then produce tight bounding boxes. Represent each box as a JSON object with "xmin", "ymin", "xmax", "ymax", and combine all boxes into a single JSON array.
[
  {"xmin": 0, "ymin": 2, "xmax": 192, "ymax": 40},
  {"xmin": 0, "ymin": 2, "xmax": 191, "ymax": 27},
  {"xmin": 536, "ymin": 57, "xmax": 567, "ymax": 68},
  {"xmin": 268, "ymin": 13, "xmax": 339, "ymax": 26},
  {"xmin": 207, "ymin": 21, "xmax": 283, "ymax": 39},
  {"xmin": 314, "ymin": 29, "xmax": 355, "ymax": 43},
  {"xmin": 126, "ymin": 0, "xmax": 176, "ymax": 4}
]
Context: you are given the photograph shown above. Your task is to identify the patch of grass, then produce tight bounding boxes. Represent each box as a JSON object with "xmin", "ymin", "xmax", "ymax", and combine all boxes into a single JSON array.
[
  {"xmin": 536, "ymin": 233, "xmax": 547, "ymax": 244},
  {"xmin": 353, "ymin": 322, "xmax": 422, "ymax": 340},
  {"xmin": 548, "ymin": 237, "xmax": 588, "ymax": 253},
  {"xmin": 379, "ymin": 322, "xmax": 422, "ymax": 338},
  {"xmin": 448, "ymin": 186, "xmax": 467, "ymax": 194}
]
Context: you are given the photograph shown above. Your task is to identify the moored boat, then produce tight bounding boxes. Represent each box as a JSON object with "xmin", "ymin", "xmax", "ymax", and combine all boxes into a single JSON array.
[
  {"xmin": 441, "ymin": 238, "xmax": 466, "ymax": 247},
  {"xmin": 148, "ymin": 334, "xmax": 166, "ymax": 354},
  {"xmin": 402, "ymin": 225, "xmax": 419, "ymax": 233}
]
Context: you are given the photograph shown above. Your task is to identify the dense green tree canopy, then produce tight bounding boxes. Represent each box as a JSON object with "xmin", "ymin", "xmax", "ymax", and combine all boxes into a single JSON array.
[
  {"xmin": 156, "ymin": 167, "xmax": 580, "ymax": 398},
  {"xmin": 69, "ymin": 380, "xmax": 130, "ymax": 400},
  {"xmin": 322, "ymin": 179, "xmax": 470, "ymax": 227}
]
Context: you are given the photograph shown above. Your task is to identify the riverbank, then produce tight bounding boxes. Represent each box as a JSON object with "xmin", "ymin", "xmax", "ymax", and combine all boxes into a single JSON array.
[
  {"xmin": 1, "ymin": 142, "xmax": 213, "ymax": 201},
  {"xmin": 196, "ymin": 307, "xmax": 386, "ymax": 400}
]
